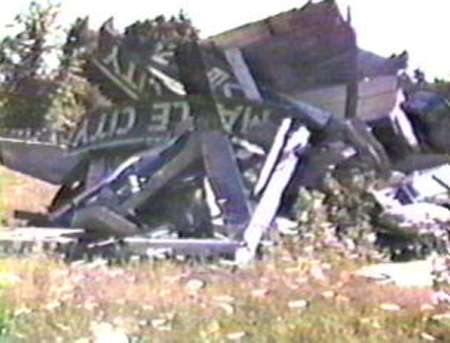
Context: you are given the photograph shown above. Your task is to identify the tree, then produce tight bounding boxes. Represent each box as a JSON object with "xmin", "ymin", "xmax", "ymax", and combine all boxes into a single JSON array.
[{"xmin": 0, "ymin": 1, "xmax": 60, "ymax": 128}]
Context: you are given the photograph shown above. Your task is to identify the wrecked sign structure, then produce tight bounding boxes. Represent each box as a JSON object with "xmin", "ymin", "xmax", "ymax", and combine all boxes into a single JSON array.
[{"xmin": 0, "ymin": 0, "xmax": 449, "ymax": 261}]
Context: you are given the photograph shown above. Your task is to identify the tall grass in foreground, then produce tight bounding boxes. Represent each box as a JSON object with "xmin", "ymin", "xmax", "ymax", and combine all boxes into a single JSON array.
[{"xmin": 0, "ymin": 303, "xmax": 12, "ymax": 340}]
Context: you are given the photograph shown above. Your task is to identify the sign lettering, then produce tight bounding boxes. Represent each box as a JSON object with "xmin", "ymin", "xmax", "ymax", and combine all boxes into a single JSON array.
[
  {"xmin": 217, "ymin": 103, "xmax": 244, "ymax": 132},
  {"xmin": 149, "ymin": 103, "xmax": 171, "ymax": 132},
  {"xmin": 102, "ymin": 46, "xmax": 121, "ymax": 74},
  {"xmin": 117, "ymin": 107, "xmax": 137, "ymax": 136},
  {"xmin": 69, "ymin": 98, "xmax": 282, "ymax": 154}
]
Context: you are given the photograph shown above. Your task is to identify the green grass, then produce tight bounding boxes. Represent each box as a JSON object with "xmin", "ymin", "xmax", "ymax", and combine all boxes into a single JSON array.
[
  {"xmin": 0, "ymin": 254, "xmax": 445, "ymax": 342},
  {"xmin": 0, "ymin": 304, "xmax": 13, "ymax": 341}
]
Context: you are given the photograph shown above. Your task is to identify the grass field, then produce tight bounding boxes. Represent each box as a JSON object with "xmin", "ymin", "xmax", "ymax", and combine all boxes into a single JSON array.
[{"xmin": 0, "ymin": 167, "xmax": 57, "ymax": 226}]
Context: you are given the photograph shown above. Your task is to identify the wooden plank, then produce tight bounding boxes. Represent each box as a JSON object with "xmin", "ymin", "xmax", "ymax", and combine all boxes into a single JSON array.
[
  {"xmin": 389, "ymin": 90, "xmax": 419, "ymax": 149},
  {"xmin": 0, "ymin": 227, "xmax": 83, "ymax": 244},
  {"xmin": 175, "ymin": 41, "xmax": 222, "ymax": 131},
  {"xmin": 236, "ymin": 126, "xmax": 310, "ymax": 264},
  {"xmin": 123, "ymin": 237, "xmax": 242, "ymax": 257},
  {"xmin": 201, "ymin": 131, "xmax": 251, "ymax": 235},
  {"xmin": 119, "ymin": 134, "xmax": 201, "ymax": 213},
  {"xmin": 357, "ymin": 93, "xmax": 397, "ymax": 121},
  {"xmin": 345, "ymin": 40, "xmax": 359, "ymax": 118},
  {"xmin": 292, "ymin": 84, "xmax": 347, "ymax": 118},
  {"xmin": 288, "ymin": 75, "xmax": 398, "ymax": 120},
  {"xmin": 224, "ymin": 48, "xmax": 262, "ymax": 102},
  {"xmin": 358, "ymin": 75, "xmax": 397, "ymax": 98},
  {"xmin": 344, "ymin": 119, "xmax": 391, "ymax": 176},
  {"xmin": 72, "ymin": 205, "xmax": 140, "ymax": 237},
  {"xmin": 254, "ymin": 118, "xmax": 292, "ymax": 196},
  {"xmin": 207, "ymin": 22, "xmax": 272, "ymax": 49}
]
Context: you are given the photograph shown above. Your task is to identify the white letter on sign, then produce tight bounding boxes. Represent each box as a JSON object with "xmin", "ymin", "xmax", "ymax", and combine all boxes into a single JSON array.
[
  {"xmin": 148, "ymin": 103, "xmax": 171, "ymax": 132},
  {"xmin": 117, "ymin": 107, "xmax": 137, "ymax": 136}
]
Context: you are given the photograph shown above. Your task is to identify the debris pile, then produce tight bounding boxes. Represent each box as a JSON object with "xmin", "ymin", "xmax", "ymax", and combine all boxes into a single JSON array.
[{"xmin": 0, "ymin": 1, "xmax": 449, "ymax": 264}]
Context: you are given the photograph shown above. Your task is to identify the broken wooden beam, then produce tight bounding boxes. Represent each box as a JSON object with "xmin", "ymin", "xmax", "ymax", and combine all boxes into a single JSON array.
[
  {"xmin": 254, "ymin": 118, "xmax": 292, "ymax": 196},
  {"xmin": 71, "ymin": 205, "xmax": 140, "ymax": 237},
  {"xmin": 236, "ymin": 125, "xmax": 310, "ymax": 264},
  {"xmin": 201, "ymin": 131, "xmax": 251, "ymax": 236},
  {"xmin": 224, "ymin": 47, "xmax": 262, "ymax": 102},
  {"xmin": 122, "ymin": 237, "xmax": 242, "ymax": 258}
]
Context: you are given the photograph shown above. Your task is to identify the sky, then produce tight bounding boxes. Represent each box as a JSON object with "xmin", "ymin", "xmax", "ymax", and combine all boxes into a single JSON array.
[{"xmin": 0, "ymin": 0, "xmax": 449, "ymax": 80}]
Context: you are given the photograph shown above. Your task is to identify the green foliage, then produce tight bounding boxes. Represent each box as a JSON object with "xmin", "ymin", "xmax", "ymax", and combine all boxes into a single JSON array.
[
  {"xmin": 0, "ymin": 1, "xmax": 60, "ymax": 128},
  {"xmin": 290, "ymin": 172, "xmax": 383, "ymax": 260},
  {"xmin": 0, "ymin": 1, "xmax": 59, "ymax": 81},
  {"xmin": 288, "ymin": 171, "xmax": 450, "ymax": 262},
  {"xmin": 0, "ymin": 1, "xmax": 93, "ymax": 132},
  {"xmin": 0, "ymin": 303, "xmax": 12, "ymax": 339},
  {"xmin": 45, "ymin": 77, "xmax": 87, "ymax": 133}
]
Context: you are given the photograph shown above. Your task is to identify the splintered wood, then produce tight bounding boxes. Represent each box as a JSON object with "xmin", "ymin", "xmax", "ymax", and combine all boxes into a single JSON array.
[{"xmin": 236, "ymin": 122, "xmax": 310, "ymax": 265}]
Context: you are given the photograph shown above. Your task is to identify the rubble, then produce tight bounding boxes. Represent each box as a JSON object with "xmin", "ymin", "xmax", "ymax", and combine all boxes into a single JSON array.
[{"xmin": 0, "ymin": 0, "xmax": 448, "ymax": 265}]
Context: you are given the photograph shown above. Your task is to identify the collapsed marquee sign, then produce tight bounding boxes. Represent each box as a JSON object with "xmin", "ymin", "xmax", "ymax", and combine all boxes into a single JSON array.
[
  {"xmin": 69, "ymin": 97, "xmax": 280, "ymax": 154},
  {"xmin": 1, "ymin": 1, "xmax": 442, "ymax": 262}
]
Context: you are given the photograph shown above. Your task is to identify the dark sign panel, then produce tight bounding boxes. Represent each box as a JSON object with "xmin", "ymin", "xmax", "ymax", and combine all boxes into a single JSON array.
[
  {"xmin": 69, "ymin": 97, "xmax": 280, "ymax": 154},
  {"xmin": 86, "ymin": 20, "xmax": 250, "ymax": 104}
]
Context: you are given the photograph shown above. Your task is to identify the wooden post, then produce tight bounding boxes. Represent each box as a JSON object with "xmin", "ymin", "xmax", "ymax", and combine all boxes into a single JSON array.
[{"xmin": 345, "ymin": 29, "xmax": 359, "ymax": 118}]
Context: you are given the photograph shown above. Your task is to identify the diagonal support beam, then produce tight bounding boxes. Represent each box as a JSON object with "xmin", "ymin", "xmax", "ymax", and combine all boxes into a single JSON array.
[
  {"xmin": 201, "ymin": 131, "xmax": 251, "ymax": 236},
  {"xmin": 224, "ymin": 48, "xmax": 262, "ymax": 102},
  {"xmin": 236, "ymin": 125, "xmax": 310, "ymax": 265},
  {"xmin": 253, "ymin": 118, "xmax": 292, "ymax": 196},
  {"xmin": 119, "ymin": 134, "xmax": 201, "ymax": 213}
]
